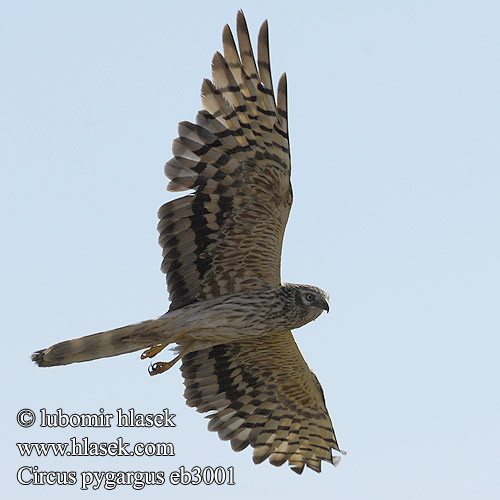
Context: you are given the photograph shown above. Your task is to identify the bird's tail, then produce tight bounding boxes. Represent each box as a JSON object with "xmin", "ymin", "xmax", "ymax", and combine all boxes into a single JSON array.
[{"xmin": 32, "ymin": 318, "xmax": 170, "ymax": 367}]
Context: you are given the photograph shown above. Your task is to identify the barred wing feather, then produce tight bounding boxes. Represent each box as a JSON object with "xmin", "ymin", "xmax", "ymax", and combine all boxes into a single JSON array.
[
  {"xmin": 158, "ymin": 11, "xmax": 291, "ymax": 310},
  {"xmin": 181, "ymin": 331, "xmax": 341, "ymax": 474}
]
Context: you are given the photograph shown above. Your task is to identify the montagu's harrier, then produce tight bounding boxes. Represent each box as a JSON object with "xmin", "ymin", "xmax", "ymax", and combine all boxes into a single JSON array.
[{"xmin": 32, "ymin": 11, "xmax": 344, "ymax": 474}]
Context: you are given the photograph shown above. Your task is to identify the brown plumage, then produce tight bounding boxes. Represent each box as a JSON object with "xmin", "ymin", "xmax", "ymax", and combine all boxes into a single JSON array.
[
  {"xmin": 182, "ymin": 331, "xmax": 341, "ymax": 474},
  {"xmin": 32, "ymin": 11, "xmax": 344, "ymax": 474}
]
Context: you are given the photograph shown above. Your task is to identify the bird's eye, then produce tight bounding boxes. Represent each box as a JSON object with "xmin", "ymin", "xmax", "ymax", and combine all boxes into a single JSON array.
[{"xmin": 305, "ymin": 293, "xmax": 315, "ymax": 302}]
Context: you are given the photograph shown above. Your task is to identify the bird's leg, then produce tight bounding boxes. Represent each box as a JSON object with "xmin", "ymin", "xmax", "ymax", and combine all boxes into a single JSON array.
[
  {"xmin": 148, "ymin": 342, "xmax": 194, "ymax": 376},
  {"xmin": 141, "ymin": 344, "xmax": 167, "ymax": 360}
]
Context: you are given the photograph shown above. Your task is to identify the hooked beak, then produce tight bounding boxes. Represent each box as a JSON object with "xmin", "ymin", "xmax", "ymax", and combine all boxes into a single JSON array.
[{"xmin": 322, "ymin": 299, "xmax": 330, "ymax": 313}]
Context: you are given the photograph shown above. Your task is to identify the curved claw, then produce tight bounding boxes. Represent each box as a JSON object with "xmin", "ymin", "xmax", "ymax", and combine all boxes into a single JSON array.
[
  {"xmin": 148, "ymin": 361, "xmax": 173, "ymax": 376},
  {"xmin": 146, "ymin": 343, "xmax": 194, "ymax": 376},
  {"xmin": 141, "ymin": 344, "xmax": 167, "ymax": 360}
]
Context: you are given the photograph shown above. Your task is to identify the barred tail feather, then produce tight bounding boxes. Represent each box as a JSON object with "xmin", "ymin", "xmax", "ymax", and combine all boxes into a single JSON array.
[{"xmin": 32, "ymin": 318, "xmax": 169, "ymax": 368}]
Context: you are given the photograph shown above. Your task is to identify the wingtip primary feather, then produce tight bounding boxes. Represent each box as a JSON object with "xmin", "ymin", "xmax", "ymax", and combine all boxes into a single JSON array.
[
  {"xmin": 257, "ymin": 19, "xmax": 273, "ymax": 93},
  {"xmin": 277, "ymin": 72, "xmax": 288, "ymax": 130}
]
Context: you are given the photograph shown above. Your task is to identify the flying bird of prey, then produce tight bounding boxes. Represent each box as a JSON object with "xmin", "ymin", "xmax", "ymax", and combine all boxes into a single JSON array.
[{"xmin": 32, "ymin": 11, "xmax": 344, "ymax": 474}]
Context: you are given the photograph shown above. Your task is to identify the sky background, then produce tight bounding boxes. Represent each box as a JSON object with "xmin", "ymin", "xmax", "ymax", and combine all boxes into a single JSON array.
[{"xmin": 2, "ymin": 0, "xmax": 499, "ymax": 498}]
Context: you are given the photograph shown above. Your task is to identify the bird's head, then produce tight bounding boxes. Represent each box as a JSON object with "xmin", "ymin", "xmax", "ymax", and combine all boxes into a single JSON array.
[{"xmin": 279, "ymin": 283, "xmax": 330, "ymax": 329}]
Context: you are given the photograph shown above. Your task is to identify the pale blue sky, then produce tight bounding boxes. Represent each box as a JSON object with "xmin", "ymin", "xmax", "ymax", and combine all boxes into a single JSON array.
[{"xmin": 2, "ymin": 1, "xmax": 499, "ymax": 499}]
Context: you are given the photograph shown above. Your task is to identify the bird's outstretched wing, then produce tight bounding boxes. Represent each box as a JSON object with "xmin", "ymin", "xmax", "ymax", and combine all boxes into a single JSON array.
[
  {"xmin": 159, "ymin": 11, "xmax": 292, "ymax": 310},
  {"xmin": 181, "ymin": 331, "xmax": 342, "ymax": 474}
]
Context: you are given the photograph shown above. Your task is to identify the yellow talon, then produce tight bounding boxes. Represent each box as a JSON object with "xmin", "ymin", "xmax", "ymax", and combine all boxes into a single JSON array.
[
  {"xmin": 148, "ymin": 361, "xmax": 175, "ymax": 376},
  {"xmin": 147, "ymin": 343, "xmax": 194, "ymax": 376},
  {"xmin": 141, "ymin": 344, "xmax": 167, "ymax": 359}
]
